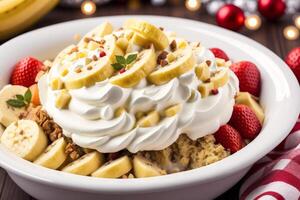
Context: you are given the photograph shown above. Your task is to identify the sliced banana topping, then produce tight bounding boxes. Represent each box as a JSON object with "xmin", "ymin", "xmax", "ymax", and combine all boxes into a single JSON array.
[
  {"xmin": 50, "ymin": 35, "xmax": 123, "ymax": 90},
  {"xmin": 133, "ymin": 156, "xmax": 166, "ymax": 178},
  {"xmin": 164, "ymin": 104, "xmax": 182, "ymax": 117},
  {"xmin": 0, "ymin": 85, "xmax": 28, "ymax": 127},
  {"xmin": 62, "ymin": 151, "xmax": 104, "ymax": 176},
  {"xmin": 210, "ymin": 68, "xmax": 230, "ymax": 89},
  {"xmin": 198, "ymin": 82, "xmax": 214, "ymax": 98},
  {"xmin": 0, "ymin": 120, "xmax": 47, "ymax": 161},
  {"xmin": 34, "ymin": 137, "xmax": 67, "ymax": 170},
  {"xmin": 124, "ymin": 19, "xmax": 169, "ymax": 50},
  {"xmin": 92, "ymin": 155, "xmax": 132, "ymax": 178},
  {"xmin": 195, "ymin": 61, "xmax": 210, "ymax": 82},
  {"xmin": 235, "ymin": 92, "xmax": 265, "ymax": 124},
  {"xmin": 110, "ymin": 46, "xmax": 156, "ymax": 88},
  {"xmin": 55, "ymin": 90, "xmax": 71, "ymax": 109},
  {"xmin": 147, "ymin": 47, "xmax": 196, "ymax": 85},
  {"xmin": 137, "ymin": 111, "xmax": 160, "ymax": 127}
]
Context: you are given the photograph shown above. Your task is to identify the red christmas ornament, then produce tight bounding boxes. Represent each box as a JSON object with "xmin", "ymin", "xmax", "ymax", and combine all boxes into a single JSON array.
[
  {"xmin": 258, "ymin": 0, "xmax": 286, "ymax": 21},
  {"xmin": 216, "ymin": 4, "xmax": 245, "ymax": 31}
]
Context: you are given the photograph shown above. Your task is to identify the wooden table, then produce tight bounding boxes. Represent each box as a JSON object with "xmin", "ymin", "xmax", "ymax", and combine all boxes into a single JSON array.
[{"xmin": 0, "ymin": 2, "xmax": 299, "ymax": 200}]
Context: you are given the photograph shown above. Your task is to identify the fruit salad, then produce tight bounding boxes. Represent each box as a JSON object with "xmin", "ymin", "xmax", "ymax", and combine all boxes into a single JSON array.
[{"xmin": 0, "ymin": 19, "xmax": 264, "ymax": 178}]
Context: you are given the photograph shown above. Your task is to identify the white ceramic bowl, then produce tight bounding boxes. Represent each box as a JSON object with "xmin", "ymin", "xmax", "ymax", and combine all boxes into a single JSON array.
[{"xmin": 0, "ymin": 16, "xmax": 299, "ymax": 200}]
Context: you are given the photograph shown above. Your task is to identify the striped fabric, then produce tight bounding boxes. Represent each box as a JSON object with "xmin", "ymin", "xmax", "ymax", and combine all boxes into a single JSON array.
[{"xmin": 240, "ymin": 117, "xmax": 300, "ymax": 200}]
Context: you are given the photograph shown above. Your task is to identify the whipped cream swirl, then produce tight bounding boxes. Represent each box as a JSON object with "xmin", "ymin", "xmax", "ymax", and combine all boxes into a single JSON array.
[{"xmin": 39, "ymin": 47, "xmax": 239, "ymax": 153}]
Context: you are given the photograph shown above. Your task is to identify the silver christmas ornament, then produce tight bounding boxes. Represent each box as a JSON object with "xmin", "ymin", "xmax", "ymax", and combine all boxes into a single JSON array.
[{"xmin": 206, "ymin": 0, "xmax": 225, "ymax": 15}]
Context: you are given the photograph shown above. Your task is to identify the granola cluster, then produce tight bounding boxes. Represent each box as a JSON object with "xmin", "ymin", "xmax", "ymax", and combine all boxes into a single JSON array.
[{"xmin": 140, "ymin": 134, "xmax": 230, "ymax": 173}]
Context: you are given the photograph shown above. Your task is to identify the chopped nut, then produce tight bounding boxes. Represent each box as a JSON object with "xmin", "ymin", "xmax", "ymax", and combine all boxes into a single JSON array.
[
  {"xmin": 160, "ymin": 59, "xmax": 168, "ymax": 67},
  {"xmin": 157, "ymin": 51, "xmax": 168, "ymax": 64},
  {"xmin": 68, "ymin": 46, "xmax": 78, "ymax": 55},
  {"xmin": 87, "ymin": 65, "xmax": 93, "ymax": 70},
  {"xmin": 65, "ymin": 142, "xmax": 83, "ymax": 161},
  {"xmin": 92, "ymin": 55, "xmax": 98, "ymax": 61},
  {"xmin": 205, "ymin": 60, "xmax": 212, "ymax": 66},
  {"xmin": 159, "ymin": 27, "xmax": 164, "ymax": 31},
  {"xmin": 84, "ymin": 37, "xmax": 92, "ymax": 43},
  {"xmin": 170, "ymin": 40, "xmax": 177, "ymax": 52}
]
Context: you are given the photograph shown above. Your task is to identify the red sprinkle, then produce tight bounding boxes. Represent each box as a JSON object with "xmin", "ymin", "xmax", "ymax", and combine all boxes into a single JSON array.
[
  {"xmin": 119, "ymin": 68, "xmax": 126, "ymax": 74},
  {"xmin": 99, "ymin": 51, "xmax": 106, "ymax": 57},
  {"xmin": 211, "ymin": 89, "xmax": 219, "ymax": 95}
]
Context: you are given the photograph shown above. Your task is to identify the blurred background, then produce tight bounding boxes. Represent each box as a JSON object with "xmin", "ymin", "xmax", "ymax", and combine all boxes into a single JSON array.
[{"xmin": 0, "ymin": 0, "xmax": 299, "ymax": 199}]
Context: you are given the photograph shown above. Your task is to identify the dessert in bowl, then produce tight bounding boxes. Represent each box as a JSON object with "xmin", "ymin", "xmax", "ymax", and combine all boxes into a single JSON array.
[{"xmin": 0, "ymin": 16, "xmax": 299, "ymax": 200}]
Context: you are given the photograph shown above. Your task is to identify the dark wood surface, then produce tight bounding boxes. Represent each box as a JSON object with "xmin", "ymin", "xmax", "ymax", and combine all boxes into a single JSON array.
[{"xmin": 0, "ymin": 2, "xmax": 299, "ymax": 200}]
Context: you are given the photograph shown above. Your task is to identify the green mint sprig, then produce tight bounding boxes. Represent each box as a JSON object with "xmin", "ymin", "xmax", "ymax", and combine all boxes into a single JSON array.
[
  {"xmin": 111, "ymin": 54, "xmax": 137, "ymax": 71},
  {"xmin": 6, "ymin": 89, "xmax": 32, "ymax": 108}
]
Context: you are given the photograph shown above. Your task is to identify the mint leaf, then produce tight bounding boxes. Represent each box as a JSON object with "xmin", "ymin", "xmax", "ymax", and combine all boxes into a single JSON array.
[
  {"xmin": 6, "ymin": 99, "xmax": 26, "ymax": 108},
  {"xmin": 111, "ymin": 63, "xmax": 124, "ymax": 70},
  {"xmin": 116, "ymin": 55, "xmax": 126, "ymax": 65},
  {"xmin": 24, "ymin": 89, "xmax": 32, "ymax": 104},
  {"xmin": 16, "ymin": 95, "xmax": 24, "ymax": 101},
  {"xmin": 126, "ymin": 54, "xmax": 137, "ymax": 64}
]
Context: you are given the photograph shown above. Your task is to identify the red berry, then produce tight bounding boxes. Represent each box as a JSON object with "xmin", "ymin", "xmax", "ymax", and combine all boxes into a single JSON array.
[
  {"xmin": 119, "ymin": 68, "xmax": 126, "ymax": 74},
  {"xmin": 210, "ymin": 48, "xmax": 229, "ymax": 61},
  {"xmin": 229, "ymin": 104, "xmax": 262, "ymax": 140},
  {"xmin": 214, "ymin": 124, "xmax": 244, "ymax": 153},
  {"xmin": 10, "ymin": 57, "xmax": 44, "ymax": 87},
  {"xmin": 230, "ymin": 61, "xmax": 261, "ymax": 97},
  {"xmin": 285, "ymin": 47, "xmax": 300, "ymax": 83},
  {"xmin": 99, "ymin": 51, "xmax": 106, "ymax": 57}
]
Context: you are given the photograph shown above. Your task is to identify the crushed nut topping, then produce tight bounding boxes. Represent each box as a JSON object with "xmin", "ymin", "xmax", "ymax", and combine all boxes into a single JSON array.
[
  {"xmin": 160, "ymin": 59, "xmax": 169, "ymax": 67},
  {"xmin": 157, "ymin": 51, "xmax": 168, "ymax": 64},
  {"xmin": 170, "ymin": 40, "xmax": 177, "ymax": 52},
  {"xmin": 65, "ymin": 140, "xmax": 84, "ymax": 161},
  {"xmin": 205, "ymin": 60, "xmax": 212, "ymax": 66}
]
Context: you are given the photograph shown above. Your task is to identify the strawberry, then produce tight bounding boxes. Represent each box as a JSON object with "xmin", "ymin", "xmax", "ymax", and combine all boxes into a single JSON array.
[
  {"xmin": 229, "ymin": 104, "xmax": 262, "ymax": 140},
  {"xmin": 10, "ymin": 57, "xmax": 44, "ymax": 87},
  {"xmin": 230, "ymin": 61, "xmax": 261, "ymax": 97},
  {"xmin": 285, "ymin": 47, "xmax": 300, "ymax": 83},
  {"xmin": 209, "ymin": 48, "xmax": 229, "ymax": 61},
  {"xmin": 214, "ymin": 124, "xmax": 244, "ymax": 153}
]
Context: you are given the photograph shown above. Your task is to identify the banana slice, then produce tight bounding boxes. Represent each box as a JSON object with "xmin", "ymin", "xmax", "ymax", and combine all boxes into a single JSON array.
[
  {"xmin": 0, "ymin": 85, "xmax": 28, "ymax": 127},
  {"xmin": 124, "ymin": 19, "xmax": 169, "ymax": 50},
  {"xmin": 62, "ymin": 151, "xmax": 104, "ymax": 176},
  {"xmin": 210, "ymin": 68, "xmax": 229, "ymax": 89},
  {"xmin": 78, "ymin": 22, "xmax": 113, "ymax": 47},
  {"xmin": 148, "ymin": 47, "xmax": 196, "ymax": 85},
  {"xmin": 91, "ymin": 155, "xmax": 132, "ymax": 178},
  {"xmin": 137, "ymin": 111, "xmax": 160, "ymax": 127},
  {"xmin": 235, "ymin": 92, "xmax": 265, "ymax": 124},
  {"xmin": 50, "ymin": 35, "xmax": 123, "ymax": 89},
  {"xmin": 34, "ymin": 137, "xmax": 67, "ymax": 170},
  {"xmin": 133, "ymin": 156, "xmax": 166, "ymax": 178},
  {"xmin": 131, "ymin": 32, "xmax": 151, "ymax": 48},
  {"xmin": 195, "ymin": 61, "xmax": 210, "ymax": 82},
  {"xmin": 198, "ymin": 82, "xmax": 214, "ymax": 98},
  {"xmin": 110, "ymin": 46, "xmax": 156, "ymax": 88},
  {"xmin": 0, "ymin": 120, "xmax": 47, "ymax": 161},
  {"xmin": 164, "ymin": 104, "xmax": 182, "ymax": 117}
]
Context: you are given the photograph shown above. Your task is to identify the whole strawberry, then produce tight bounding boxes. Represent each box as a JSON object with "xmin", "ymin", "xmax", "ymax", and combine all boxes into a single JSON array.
[
  {"xmin": 214, "ymin": 124, "xmax": 244, "ymax": 153},
  {"xmin": 285, "ymin": 47, "xmax": 300, "ymax": 83},
  {"xmin": 210, "ymin": 48, "xmax": 229, "ymax": 61},
  {"xmin": 10, "ymin": 57, "xmax": 44, "ymax": 87},
  {"xmin": 230, "ymin": 61, "xmax": 261, "ymax": 97},
  {"xmin": 229, "ymin": 104, "xmax": 262, "ymax": 140}
]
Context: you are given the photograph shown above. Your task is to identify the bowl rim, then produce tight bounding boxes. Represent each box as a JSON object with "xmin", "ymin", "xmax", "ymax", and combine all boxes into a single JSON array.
[{"xmin": 0, "ymin": 15, "xmax": 299, "ymax": 194}]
